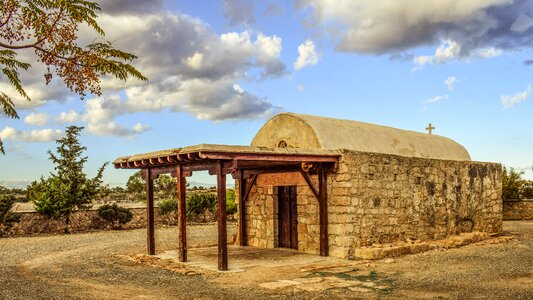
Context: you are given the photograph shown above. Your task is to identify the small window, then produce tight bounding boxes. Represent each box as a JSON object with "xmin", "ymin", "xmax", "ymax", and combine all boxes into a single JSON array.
[{"xmin": 277, "ymin": 140, "xmax": 288, "ymax": 148}]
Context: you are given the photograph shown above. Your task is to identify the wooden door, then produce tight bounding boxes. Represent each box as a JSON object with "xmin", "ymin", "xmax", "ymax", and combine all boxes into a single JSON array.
[{"xmin": 278, "ymin": 186, "xmax": 298, "ymax": 249}]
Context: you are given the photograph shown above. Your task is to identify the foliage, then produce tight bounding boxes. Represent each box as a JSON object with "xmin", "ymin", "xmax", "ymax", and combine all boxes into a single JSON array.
[
  {"xmin": 156, "ymin": 175, "xmax": 177, "ymax": 199},
  {"xmin": 28, "ymin": 126, "xmax": 107, "ymax": 233},
  {"xmin": 157, "ymin": 198, "xmax": 177, "ymax": 216},
  {"xmin": 0, "ymin": 0, "xmax": 147, "ymax": 154},
  {"xmin": 186, "ymin": 193, "xmax": 217, "ymax": 220},
  {"xmin": 522, "ymin": 181, "xmax": 533, "ymax": 199},
  {"xmin": 126, "ymin": 171, "xmax": 145, "ymax": 201},
  {"xmin": 226, "ymin": 189, "xmax": 237, "ymax": 215},
  {"xmin": 126, "ymin": 171, "xmax": 187, "ymax": 202},
  {"xmin": 0, "ymin": 185, "xmax": 27, "ymax": 202},
  {"xmin": 0, "ymin": 194, "xmax": 20, "ymax": 235},
  {"xmin": 502, "ymin": 167, "xmax": 525, "ymax": 200},
  {"xmin": 97, "ymin": 203, "xmax": 133, "ymax": 228}
]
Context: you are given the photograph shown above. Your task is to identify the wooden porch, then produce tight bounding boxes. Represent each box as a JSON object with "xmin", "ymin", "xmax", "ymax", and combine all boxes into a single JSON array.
[{"xmin": 113, "ymin": 144, "xmax": 339, "ymax": 271}]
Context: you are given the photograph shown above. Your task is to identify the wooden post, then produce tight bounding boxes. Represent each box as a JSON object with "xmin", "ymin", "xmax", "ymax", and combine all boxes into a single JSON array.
[
  {"xmin": 217, "ymin": 161, "xmax": 228, "ymax": 271},
  {"xmin": 145, "ymin": 168, "xmax": 155, "ymax": 255},
  {"xmin": 177, "ymin": 165, "xmax": 187, "ymax": 262},
  {"xmin": 238, "ymin": 169, "xmax": 247, "ymax": 246},
  {"xmin": 318, "ymin": 169, "xmax": 329, "ymax": 256}
]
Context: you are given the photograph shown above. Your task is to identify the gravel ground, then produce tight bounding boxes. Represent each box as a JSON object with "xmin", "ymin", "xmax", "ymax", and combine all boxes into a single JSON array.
[{"xmin": 1, "ymin": 221, "xmax": 532, "ymax": 299}]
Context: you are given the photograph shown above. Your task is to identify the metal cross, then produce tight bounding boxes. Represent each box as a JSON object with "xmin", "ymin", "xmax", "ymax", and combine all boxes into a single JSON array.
[{"xmin": 426, "ymin": 123, "xmax": 435, "ymax": 134}]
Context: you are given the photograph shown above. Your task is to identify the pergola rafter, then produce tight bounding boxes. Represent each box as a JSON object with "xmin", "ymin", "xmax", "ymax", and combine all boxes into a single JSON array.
[{"xmin": 114, "ymin": 144, "xmax": 339, "ymax": 271}]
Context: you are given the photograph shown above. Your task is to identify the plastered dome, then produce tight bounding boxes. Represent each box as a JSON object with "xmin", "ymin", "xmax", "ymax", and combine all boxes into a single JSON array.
[{"xmin": 251, "ymin": 113, "xmax": 471, "ymax": 161}]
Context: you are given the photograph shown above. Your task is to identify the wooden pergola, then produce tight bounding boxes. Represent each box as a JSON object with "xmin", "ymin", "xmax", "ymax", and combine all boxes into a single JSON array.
[{"xmin": 114, "ymin": 144, "xmax": 339, "ymax": 271}]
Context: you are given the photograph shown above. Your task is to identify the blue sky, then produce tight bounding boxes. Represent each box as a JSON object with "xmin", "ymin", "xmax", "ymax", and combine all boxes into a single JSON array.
[{"xmin": 1, "ymin": 0, "xmax": 532, "ymax": 187}]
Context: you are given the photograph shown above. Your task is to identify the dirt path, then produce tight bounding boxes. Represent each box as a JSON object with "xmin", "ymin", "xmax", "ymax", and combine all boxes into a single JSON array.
[{"xmin": 1, "ymin": 221, "xmax": 533, "ymax": 299}]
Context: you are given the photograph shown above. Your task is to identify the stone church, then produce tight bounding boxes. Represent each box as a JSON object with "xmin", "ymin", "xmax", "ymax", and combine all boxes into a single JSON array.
[{"xmin": 241, "ymin": 113, "xmax": 502, "ymax": 258}]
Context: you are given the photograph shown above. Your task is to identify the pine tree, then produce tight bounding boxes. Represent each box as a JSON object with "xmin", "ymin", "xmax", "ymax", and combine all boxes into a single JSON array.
[{"xmin": 29, "ymin": 126, "xmax": 107, "ymax": 233}]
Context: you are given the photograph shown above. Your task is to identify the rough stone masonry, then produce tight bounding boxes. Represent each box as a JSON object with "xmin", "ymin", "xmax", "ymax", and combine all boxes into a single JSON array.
[{"xmin": 240, "ymin": 149, "xmax": 502, "ymax": 259}]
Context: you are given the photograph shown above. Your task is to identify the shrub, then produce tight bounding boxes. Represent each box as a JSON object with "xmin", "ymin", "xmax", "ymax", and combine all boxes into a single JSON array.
[
  {"xmin": 157, "ymin": 198, "xmax": 177, "ymax": 215},
  {"xmin": 226, "ymin": 189, "xmax": 237, "ymax": 215},
  {"xmin": 186, "ymin": 193, "xmax": 217, "ymax": 221},
  {"xmin": 98, "ymin": 203, "xmax": 133, "ymax": 229},
  {"xmin": 522, "ymin": 181, "xmax": 533, "ymax": 199},
  {"xmin": 0, "ymin": 194, "xmax": 20, "ymax": 236},
  {"xmin": 502, "ymin": 167, "xmax": 524, "ymax": 200}
]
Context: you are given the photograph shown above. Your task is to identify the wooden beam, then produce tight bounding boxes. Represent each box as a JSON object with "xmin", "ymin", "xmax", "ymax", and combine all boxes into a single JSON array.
[
  {"xmin": 243, "ymin": 174, "xmax": 258, "ymax": 204},
  {"xmin": 238, "ymin": 169, "xmax": 247, "ymax": 246},
  {"xmin": 318, "ymin": 169, "xmax": 329, "ymax": 256},
  {"xmin": 177, "ymin": 165, "xmax": 187, "ymax": 262},
  {"xmin": 217, "ymin": 161, "xmax": 228, "ymax": 271},
  {"xmin": 300, "ymin": 171, "xmax": 319, "ymax": 200},
  {"xmin": 199, "ymin": 151, "xmax": 340, "ymax": 163},
  {"xmin": 145, "ymin": 168, "xmax": 155, "ymax": 255}
]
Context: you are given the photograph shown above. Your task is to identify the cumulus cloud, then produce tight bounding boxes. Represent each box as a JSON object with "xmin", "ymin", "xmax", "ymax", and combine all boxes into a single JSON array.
[
  {"xmin": 524, "ymin": 59, "xmax": 533, "ymax": 65},
  {"xmin": 501, "ymin": 84, "xmax": 532, "ymax": 109},
  {"xmin": 423, "ymin": 94, "xmax": 449, "ymax": 104},
  {"xmin": 24, "ymin": 113, "xmax": 49, "ymax": 126},
  {"xmin": 1, "ymin": 4, "xmax": 286, "ymax": 138},
  {"xmin": 82, "ymin": 95, "xmax": 149, "ymax": 137},
  {"xmin": 444, "ymin": 76, "xmax": 459, "ymax": 91},
  {"xmin": 298, "ymin": 0, "xmax": 533, "ymax": 62},
  {"xmin": 294, "ymin": 40, "xmax": 319, "ymax": 70},
  {"xmin": 222, "ymin": 0, "xmax": 255, "ymax": 26},
  {"xmin": 57, "ymin": 110, "xmax": 80, "ymax": 123},
  {"xmin": 0, "ymin": 127, "xmax": 63, "ymax": 142},
  {"xmin": 414, "ymin": 40, "xmax": 503, "ymax": 66}
]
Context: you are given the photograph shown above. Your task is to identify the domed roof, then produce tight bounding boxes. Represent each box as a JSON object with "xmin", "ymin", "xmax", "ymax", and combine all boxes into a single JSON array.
[{"xmin": 251, "ymin": 113, "xmax": 471, "ymax": 161}]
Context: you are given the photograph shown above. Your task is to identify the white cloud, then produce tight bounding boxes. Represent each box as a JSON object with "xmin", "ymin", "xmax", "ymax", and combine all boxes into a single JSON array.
[
  {"xmin": 24, "ymin": 113, "xmax": 49, "ymax": 126},
  {"xmin": 501, "ymin": 85, "xmax": 532, "ymax": 109},
  {"xmin": 414, "ymin": 39, "xmax": 461, "ymax": 66},
  {"xmin": 294, "ymin": 40, "xmax": 319, "ymax": 70},
  {"xmin": 444, "ymin": 77, "xmax": 459, "ymax": 91},
  {"xmin": 414, "ymin": 40, "xmax": 503, "ymax": 66},
  {"xmin": 297, "ymin": 84, "xmax": 306, "ymax": 92},
  {"xmin": 0, "ymin": 127, "xmax": 63, "ymax": 142},
  {"xmin": 423, "ymin": 94, "xmax": 449, "ymax": 104},
  {"xmin": 57, "ymin": 110, "xmax": 80, "ymax": 123},
  {"xmin": 133, "ymin": 123, "xmax": 150, "ymax": 133},
  {"xmin": 1, "ymin": 7, "xmax": 286, "ymax": 138},
  {"xmin": 475, "ymin": 47, "xmax": 503, "ymax": 58},
  {"xmin": 298, "ymin": 0, "xmax": 532, "ymax": 62}
]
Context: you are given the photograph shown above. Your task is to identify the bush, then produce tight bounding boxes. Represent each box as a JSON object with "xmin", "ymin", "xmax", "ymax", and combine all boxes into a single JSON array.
[
  {"xmin": 226, "ymin": 189, "xmax": 237, "ymax": 215},
  {"xmin": 0, "ymin": 194, "xmax": 20, "ymax": 236},
  {"xmin": 522, "ymin": 181, "xmax": 533, "ymax": 199},
  {"xmin": 155, "ymin": 191, "xmax": 239, "ymax": 221},
  {"xmin": 98, "ymin": 203, "xmax": 133, "ymax": 229},
  {"xmin": 502, "ymin": 167, "xmax": 524, "ymax": 200},
  {"xmin": 186, "ymin": 193, "xmax": 217, "ymax": 221},
  {"xmin": 157, "ymin": 198, "xmax": 177, "ymax": 215}
]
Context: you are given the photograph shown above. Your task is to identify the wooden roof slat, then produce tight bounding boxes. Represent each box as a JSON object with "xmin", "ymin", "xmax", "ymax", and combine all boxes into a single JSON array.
[{"xmin": 113, "ymin": 144, "xmax": 340, "ymax": 170}]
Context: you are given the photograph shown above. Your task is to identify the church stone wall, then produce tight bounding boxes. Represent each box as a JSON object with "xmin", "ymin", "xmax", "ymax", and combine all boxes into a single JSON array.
[{"xmin": 238, "ymin": 149, "xmax": 502, "ymax": 259}]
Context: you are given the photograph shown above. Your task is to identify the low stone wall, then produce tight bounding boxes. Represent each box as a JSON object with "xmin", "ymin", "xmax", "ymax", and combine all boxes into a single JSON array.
[
  {"xmin": 503, "ymin": 199, "xmax": 533, "ymax": 220},
  {"xmin": 5, "ymin": 208, "xmax": 177, "ymax": 236}
]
